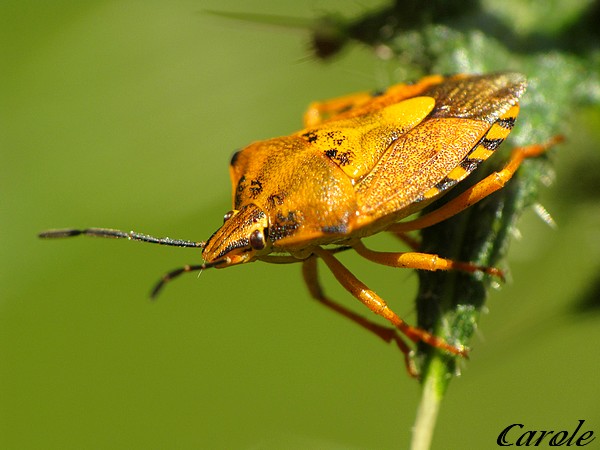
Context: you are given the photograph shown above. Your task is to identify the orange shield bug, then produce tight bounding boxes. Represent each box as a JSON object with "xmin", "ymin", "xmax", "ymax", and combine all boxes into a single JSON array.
[{"xmin": 40, "ymin": 73, "xmax": 562, "ymax": 372}]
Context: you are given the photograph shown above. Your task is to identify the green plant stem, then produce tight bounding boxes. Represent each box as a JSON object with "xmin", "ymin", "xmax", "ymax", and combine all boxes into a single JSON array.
[{"xmin": 411, "ymin": 354, "xmax": 449, "ymax": 450}]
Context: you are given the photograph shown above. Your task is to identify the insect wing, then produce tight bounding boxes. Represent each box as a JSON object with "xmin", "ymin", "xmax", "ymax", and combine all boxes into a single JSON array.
[{"xmin": 355, "ymin": 73, "xmax": 525, "ymax": 225}]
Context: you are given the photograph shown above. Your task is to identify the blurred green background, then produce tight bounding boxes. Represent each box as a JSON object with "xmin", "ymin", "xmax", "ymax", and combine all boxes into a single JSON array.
[{"xmin": 2, "ymin": 1, "xmax": 599, "ymax": 449}]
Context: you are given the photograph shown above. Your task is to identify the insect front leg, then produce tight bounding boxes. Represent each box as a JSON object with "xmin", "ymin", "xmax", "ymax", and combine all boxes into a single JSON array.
[
  {"xmin": 390, "ymin": 135, "xmax": 564, "ymax": 233},
  {"xmin": 311, "ymin": 247, "xmax": 468, "ymax": 358},
  {"xmin": 302, "ymin": 256, "xmax": 417, "ymax": 376}
]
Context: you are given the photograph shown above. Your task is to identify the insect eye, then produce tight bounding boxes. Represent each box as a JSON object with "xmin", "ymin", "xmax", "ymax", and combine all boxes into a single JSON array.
[
  {"xmin": 249, "ymin": 229, "xmax": 266, "ymax": 250},
  {"xmin": 223, "ymin": 210, "xmax": 236, "ymax": 223}
]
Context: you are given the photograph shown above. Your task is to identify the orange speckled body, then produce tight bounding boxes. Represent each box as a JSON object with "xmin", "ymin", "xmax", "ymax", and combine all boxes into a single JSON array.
[
  {"xmin": 44, "ymin": 72, "xmax": 561, "ymax": 368},
  {"xmin": 203, "ymin": 73, "xmax": 525, "ymax": 263}
]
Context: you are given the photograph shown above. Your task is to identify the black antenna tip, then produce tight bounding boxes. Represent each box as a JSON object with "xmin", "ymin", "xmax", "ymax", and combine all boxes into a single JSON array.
[{"xmin": 38, "ymin": 229, "xmax": 82, "ymax": 239}]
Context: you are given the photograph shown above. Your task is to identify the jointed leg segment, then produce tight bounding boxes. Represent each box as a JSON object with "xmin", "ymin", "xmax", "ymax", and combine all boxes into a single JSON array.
[
  {"xmin": 352, "ymin": 241, "xmax": 503, "ymax": 279},
  {"xmin": 302, "ymin": 255, "xmax": 418, "ymax": 375},
  {"xmin": 310, "ymin": 247, "xmax": 467, "ymax": 358}
]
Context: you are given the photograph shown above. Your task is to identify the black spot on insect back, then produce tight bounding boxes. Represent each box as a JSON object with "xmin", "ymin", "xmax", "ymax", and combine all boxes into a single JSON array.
[
  {"xmin": 249, "ymin": 179, "xmax": 263, "ymax": 199},
  {"xmin": 481, "ymin": 138, "xmax": 504, "ymax": 151},
  {"xmin": 434, "ymin": 176, "xmax": 458, "ymax": 192},
  {"xmin": 267, "ymin": 193, "xmax": 285, "ymax": 208},
  {"xmin": 325, "ymin": 149, "xmax": 354, "ymax": 166},
  {"xmin": 235, "ymin": 175, "xmax": 247, "ymax": 207},
  {"xmin": 496, "ymin": 116, "xmax": 516, "ymax": 129},
  {"xmin": 322, "ymin": 223, "xmax": 348, "ymax": 234},
  {"xmin": 270, "ymin": 211, "xmax": 301, "ymax": 241},
  {"xmin": 460, "ymin": 157, "xmax": 483, "ymax": 172},
  {"xmin": 302, "ymin": 131, "xmax": 319, "ymax": 143}
]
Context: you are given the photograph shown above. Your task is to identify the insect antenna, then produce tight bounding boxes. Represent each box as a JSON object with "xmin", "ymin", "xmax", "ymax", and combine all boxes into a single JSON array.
[{"xmin": 38, "ymin": 228, "xmax": 205, "ymax": 249}]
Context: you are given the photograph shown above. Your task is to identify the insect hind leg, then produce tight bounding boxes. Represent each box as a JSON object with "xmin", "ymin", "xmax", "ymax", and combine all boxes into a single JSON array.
[
  {"xmin": 311, "ymin": 247, "xmax": 468, "ymax": 360},
  {"xmin": 302, "ymin": 256, "xmax": 418, "ymax": 376}
]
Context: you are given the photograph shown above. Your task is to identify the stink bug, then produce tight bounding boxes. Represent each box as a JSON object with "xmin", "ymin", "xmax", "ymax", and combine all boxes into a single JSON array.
[{"xmin": 40, "ymin": 73, "xmax": 561, "ymax": 371}]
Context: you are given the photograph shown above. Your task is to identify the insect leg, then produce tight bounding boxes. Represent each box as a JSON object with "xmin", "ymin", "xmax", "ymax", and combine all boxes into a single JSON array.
[
  {"xmin": 150, "ymin": 264, "xmax": 211, "ymax": 298},
  {"xmin": 303, "ymin": 91, "xmax": 374, "ymax": 127},
  {"xmin": 389, "ymin": 135, "xmax": 564, "ymax": 233},
  {"xmin": 312, "ymin": 247, "xmax": 468, "ymax": 358},
  {"xmin": 302, "ymin": 256, "xmax": 417, "ymax": 375},
  {"xmin": 303, "ymin": 76, "xmax": 444, "ymax": 127},
  {"xmin": 352, "ymin": 240, "xmax": 504, "ymax": 279}
]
